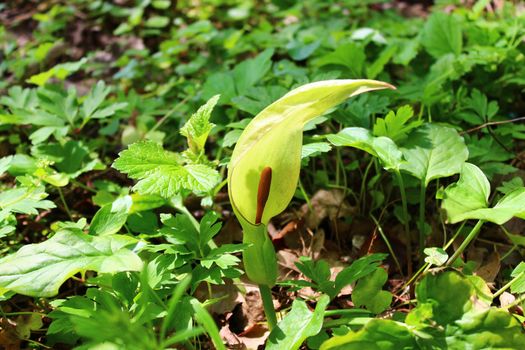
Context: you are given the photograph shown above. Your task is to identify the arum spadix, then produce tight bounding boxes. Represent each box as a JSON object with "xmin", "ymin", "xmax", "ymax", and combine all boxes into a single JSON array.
[{"xmin": 227, "ymin": 79, "xmax": 394, "ymax": 328}]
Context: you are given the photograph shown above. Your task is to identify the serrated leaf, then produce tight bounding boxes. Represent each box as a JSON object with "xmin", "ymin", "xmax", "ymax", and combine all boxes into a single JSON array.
[
  {"xmin": 113, "ymin": 141, "xmax": 221, "ymax": 197},
  {"xmin": 400, "ymin": 124, "xmax": 468, "ymax": 186},
  {"xmin": 0, "ymin": 186, "xmax": 55, "ymax": 220},
  {"xmin": 373, "ymin": 105, "xmax": 422, "ymax": 142},
  {"xmin": 267, "ymin": 295, "xmax": 330, "ymax": 350},
  {"xmin": 0, "ymin": 230, "xmax": 142, "ymax": 297},
  {"xmin": 180, "ymin": 95, "xmax": 219, "ymax": 153},
  {"xmin": 421, "ymin": 12, "xmax": 462, "ymax": 58}
]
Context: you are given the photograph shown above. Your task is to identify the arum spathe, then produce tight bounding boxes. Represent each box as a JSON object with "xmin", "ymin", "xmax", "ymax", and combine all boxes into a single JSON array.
[{"xmin": 228, "ymin": 79, "xmax": 395, "ymax": 286}]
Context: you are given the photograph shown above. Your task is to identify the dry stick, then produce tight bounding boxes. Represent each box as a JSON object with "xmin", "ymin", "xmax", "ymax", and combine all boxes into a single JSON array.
[{"xmin": 460, "ymin": 116, "xmax": 525, "ymax": 134}]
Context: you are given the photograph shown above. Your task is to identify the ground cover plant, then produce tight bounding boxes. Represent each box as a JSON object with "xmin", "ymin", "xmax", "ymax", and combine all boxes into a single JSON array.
[{"xmin": 0, "ymin": 0, "xmax": 525, "ymax": 349}]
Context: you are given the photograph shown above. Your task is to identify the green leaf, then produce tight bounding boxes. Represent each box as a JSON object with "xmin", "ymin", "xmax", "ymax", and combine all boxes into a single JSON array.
[
  {"xmin": 320, "ymin": 319, "xmax": 417, "ymax": 350},
  {"xmin": 400, "ymin": 124, "xmax": 468, "ymax": 186},
  {"xmin": 327, "ymin": 128, "xmax": 403, "ymax": 171},
  {"xmin": 228, "ymin": 80, "xmax": 394, "ymax": 226},
  {"xmin": 0, "ymin": 185, "xmax": 55, "ymax": 220},
  {"xmin": 415, "ymin": 271, "xmax": 476, "ymax": 325},
  {"xmin": 334, "ymin": 254, "xmax": 387, "ymax": 293},
  {"xmin": 27, "ymin": 58, "xmax": 87, "ymax": 86},
  {"xmin": 232, "ymin": 49, "xmax": 274, "ymax": 96},
  {"xmin": 442, "ymin": 163, "xmax": 525, "ymax": 224},
  {"xmin": 302, "ymin": 142, "xmax": 332, "ymax": 164},
  {"xmin": 352, "ymin": 268, "xmax": 392, "ymax": 314},
  {"xmin": 180, "ymin": 95, "xmax": 219, "ymax": 153},
  {"xmin": 89, "ymin": 196, "xmax": 133, "ymax": 236},
  {"xmin": 373, "ymin": 105, "xmax": 422, "ymax": 142},
  {"xmin": 421, "ymin": 12, "xmax": 462, "ymax": 58},
  {"xmin": 113, "ymin": 141, "xmax": 221, "ymax": 197},
  {"xmin": 82, "ymin": 81, "xmax": 110, "ymax": 118},
  {"xmin": 267, "ymin": 295, "xmax": 330, "ymax": 350},
  {"xmin": 315, "ymin": 43, "xmax": 365, "ymax": 77},
  {"xmin": 0, "ymin": 229, "xmax": 142, "ymax": 297},
  {"xmin": 189, "ymin": 298, "xmax": 226, "ymax": 350},
  {"xmin": 510, "ymin": 262, "xmax": 525, "ymax": 294},
  {"xmin": 423, "ymin": 247, "xmax": 448, "ymax": 266}
]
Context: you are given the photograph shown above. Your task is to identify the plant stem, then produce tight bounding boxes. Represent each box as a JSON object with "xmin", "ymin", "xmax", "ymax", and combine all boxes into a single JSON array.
[
  {"xmin": 395, "ymin": 170, "xmax": 412, "ymax": 275},
  {"xmin": 418, "ymin": 180, "xmax": 426, "ymax": 255},
  {"xmin": 58, "ymin": 187, "xmax": 72, "ymax": 220},
  {"xmin": 494, "ymin": 271, "xmax": 524, "ymax": 298},
  {"xmin": 403, "ymin": 221, "xmax": 466, "ymax": 290},
  {"xmin": 370, "ymin": 215, "xmax": 403, "ymax": 277},
  {"xmin": 259, "ymin": 284, "xmax": 277, "ymax": 331},
  {"xmin": 359, "ymin": 158, "xmax": 374, "ymax": 214},
  {"xmin": 447, "ymin": 220, "xmax": 484, "ymax": 266}
]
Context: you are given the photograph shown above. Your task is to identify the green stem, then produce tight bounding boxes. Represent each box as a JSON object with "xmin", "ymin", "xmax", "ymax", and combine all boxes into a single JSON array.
[
  {"xmin": 370, "ymin": 215, "xmax": 403, "ymax": 277},
  {"xmin": 359, "ymin": 158, "xmax": 374, "ymax": 214},
  {"xmin": 447, "ymin": 220, "xmax": 484, "ymax": 266},
  {"xmin": 259, "ymin": 284, "xmax": 277, "ymax": 331},
  {"xmin": 58, "ymin": 187, "xmax": 72, "ymax": 220},
  {"xmin": 395, "ymin": 170, "xmax": 412, "ymax": 275},
  {"xmin": 403, "ymin": 221, "xmax": 466, "ymax": 290},
  {"xmin": 418, "ymin": 180, "xmax": 426, "ymax": 255},
  {"xmin": 298, "ymin": 178, "xmax": 313, "ymax": 212},
  {"xmin": 494, "ymin": 271, "xmax": 524, "ymax": 298}
]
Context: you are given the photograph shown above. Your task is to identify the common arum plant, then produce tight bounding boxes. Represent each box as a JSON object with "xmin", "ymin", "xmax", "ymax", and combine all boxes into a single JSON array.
[{"xmin": 227, "ymin": 79, "xmax": 395, "ymax": 327}]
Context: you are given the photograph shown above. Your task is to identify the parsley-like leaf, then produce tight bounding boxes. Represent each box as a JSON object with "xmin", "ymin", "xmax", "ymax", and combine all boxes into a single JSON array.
[{"xmin": 113, "ymin": 141, "xmax": 220, "ymax": 198}]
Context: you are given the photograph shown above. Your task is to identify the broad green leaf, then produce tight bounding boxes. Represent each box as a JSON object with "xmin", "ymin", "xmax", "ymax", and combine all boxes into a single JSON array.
[
  {"xmin": 372, "ymin": 105, "xmax": 422, "ymax": 142},
  {"xmin": 0, "ymin": 230, "xmax": 142, "ymax": 297},
  {"xmin": 441, "ymin": 162, "xmax": 490, "ymax": 223},
  {"xmin": 442, "ymin": 308, "xmax": 525, "ymax": 349},
  {"xmin": 421, "ymin": 12, "xmax": 462, "ymax": 58},
  {"xmin": 334, "ymin": 254, "xmax": 387, "ymax": 293},
  {"xmin": 315, "ymin": 43, "xmax": 365, "ymax": 77},
  {"xmin": 414, "ymin": 271, "xmax": 476, "ymax": 325},
  {"xmin": 267, "ymin": 295, "xmax": 330, "ymax": 350},
  {"xmin": 442, "ymin": 163, "xmax": 525, "ymax": 224},
  {"xmin": 232, "ymin": 49, "xmax": 274, "ymax": 95},
  {"xmin": 228, "ymin": 80, "xmax": 394, "ymax": 226},
  {"xmin": 89, "ymin": 196, "xmax": 133, "ymax": 236},
  {"xmin": 352, "ymin": 268, "xmax": 392, "ymax": 314},
  {"xmin": 301, "ymin": 142, "xmax": 332, "ymax": 164},
  {"xmin": 320, "ymin": 319, "xmax": 417, "ymax": 350},
  {"xmin": 180, "ymin": 95, "xmax": 219, "ymax": 153},
  {"xmin": 327, "ymin": 127, "xmax": 403, "ymax": 171},
  {"xmin": 400, "ymin": 124, "xmax": 468, "ymax": 186},
  {"xmin": 113, "ymin": 141, "xmax": 221, "ymax": 198}
]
